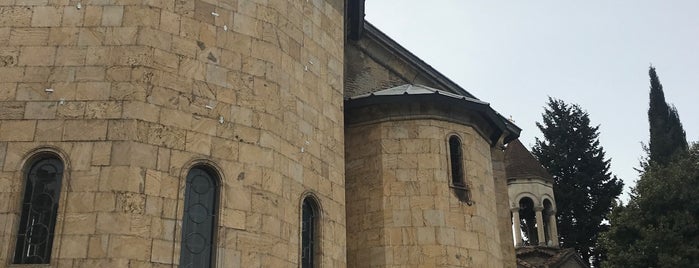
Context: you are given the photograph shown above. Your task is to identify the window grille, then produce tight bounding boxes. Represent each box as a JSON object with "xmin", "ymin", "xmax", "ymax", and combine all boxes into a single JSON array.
[
  {"xmin": 14, "ymin": 157, "xmax": 64, "ymax": 264},
  {"xmin": 180, "ymin": 167, "xmax": 218, "ymax": 268},
  {"xmin": 301, "ymin": 197, "xmax": 319, "ymax": 268}
]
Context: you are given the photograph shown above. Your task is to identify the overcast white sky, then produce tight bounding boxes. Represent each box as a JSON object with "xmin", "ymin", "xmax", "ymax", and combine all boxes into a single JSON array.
[{"xmin": 366, "ymin": 0, "xmax": 699, "ymax": 200}]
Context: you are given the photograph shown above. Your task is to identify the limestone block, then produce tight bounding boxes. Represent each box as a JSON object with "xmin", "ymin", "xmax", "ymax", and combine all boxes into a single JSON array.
[
  {"xmin": 22, "ymin": 67, "xmax": 51, "ymax": 83},
  {"xmin": 206, "ymin": 64, "xmax": 229, "ymax": 87},
  {"xmin": 138, "ymin": 27, "xmax": 172, "ymax": 51},
  {"xmin": 151, "ymin": 239, "xmax": 174, "ymax": 264},
  {"xmin": 0, "ymin": 7, "xmax": 32, "ymax": 27},
  {"xmin": 211, "ymin": 136, "xmax": 238, "ymax": 160},
  {"xmin": 161, "ymin": 198, "xmax": 177, "ymax": 219},
  {"xmin": 49, "ymin": 27, "xmax": 79, "ymax": 46},
  {"xmin": 94, "ymin": 192, "xmax": 116, "ymax": 212},
  {"xmin": 152, "ymin": 49, "xmax": 178, "ymax": 74},
  {"xmin": 96, "ymin": 212, "xmax": 130, "ymax": 235},
  {"xmin": 136, "ymin": 121, "xmax": 186, "ymax": 150},
  {"xmin": 34, "ymin": 119, "xmax": 64, "ymax": 141},
  {"xmin": 223, "ymin": 184, "xmax": 251, "ymax": 211},
  {"xmin": 123, "ymin": 5, "xmax": 160, "ymax": 28},
  {"xmin": 107, "ymin": 119, "xmax": 136, "ymax": 140},
  {"xmin": 179, "ymin": 58, "xmax": 206, "ymax": 81},
  {"xmin": 156, "ymin": 147, "xmax": 170, "ymax": 171},
  {"xmin": 9, "ymin": 28, "xmax": 49, "ymax": 46},
  {"xmin": 83, "ymin": 6, "xmax": 103, "ymax": 27},
  {"xmin": 198, "ymin": 21, "xmax": 217, "ymax": 46},
  {"xmin": 85, "ymin": 101, "xmax": 122, "ymax": 119},
  {"xmin": 102, "ymin": 5, "xmax": 124, "ymax": 26},
  {"xmin": 0, "ymin": 83, "xmax": 17, "ymax": 101},
  {"xmin": 75, "ymin": 259, "xmax": 130, "ymax": 268},
  {"xmin": 78, "ymin": 27, "xmax": 106, "ymax": 46},
  {"xmin": 63, "ymin": 213, "xmax": 97, "ymax": 234},
  {"xmin": 144, "ymin": 169, "xmax": 161, "ymax": 196},
  {"xmin": 31, "ymin": 6, "xmax": 62, "ymax": 27},
  {"xmin": 233, "ymin": 13, "xmax": 259, "ymax": 38},
  {"xmin": 86, "ymin": 235, "xmax": 110, "ymax": 259},
  {"xmin": 106, "ymin": 66, "xmax": 133, "ymax": 81},
  {"xmin": 221, "ymin": 208, "xmax": 246, "ymax": 230},
  {"xmin": 99, "ymin": 166, "xmax": 144, "ymax": 192},
  {"xmin": 0, "ymin": 120, "xmax": 35, "ymax": 141},
  {"xmin": 108, "ymin": 235, "xmax": 151, "ymax": 260},
  {"xmin": 24, "ymin": 101, "xmax": 57, "ymax": 119},
  {"xmin": 123, "ymin": 101, "xmax": 160, "ymax": 122},
  {"xmin": 62, "ymin": 6, "xmax": 83, "ymax": 27},
  {"xmin": 55, "ymin": 47, "xmax": 86, "ymax": 66},
  {"xmin": 67, "ymin": 142, "xmax": 92, "ymax": 170},
  {"xmin": 104, "ymin": 26, "xmax": 138, "ymax": 45},
  {"xmin": 0, "ymin": 28, "xmax": 7, "ymax": 45},
  {"xmin": 56, "ymin": 101, "xmax": 86, "ymax": 119},
  {"xmin": 18, "ymin": 46, "xmax": 55, "ymax": 66},
  {"xmin": 63, "ymin": 119, "xmax": 107, "ymax": 140},
  {"xmin": 0, "ymin": 67, "xmax": 23, "ymax": 83},
  {"xmin": 159, "ymin": 10, "xmax": 180, "ymax": 35},
  {"xmin": 185, "ymin": 131, "xmax": 212, "ymax": 155},
  {"xmin": 59, "ymin": 235, "xmax": 89, "ymax": 258},
  {"xmin": 171, "ymin": 36, "xmax": 197, "ymax": 57},
  {"xmin": 76, "ymin": 66, "xmax": 106, "ymax": 81},
  {"xmin": 70, "ymin": 167, "xmax": 100, "ymax": 192},
  {"xmin": 153, "ymin": 171, "xmax": 176, "ymax": 198},
  {"xmin": 145, "ymin": 195, "xmax": 163, "ymax": 216}
]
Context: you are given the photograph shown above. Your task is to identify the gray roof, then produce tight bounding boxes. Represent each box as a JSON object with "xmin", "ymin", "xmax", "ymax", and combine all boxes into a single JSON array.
[{"xmin": 346, "ymin": 84, "xmax": 488, "ymax": 105}]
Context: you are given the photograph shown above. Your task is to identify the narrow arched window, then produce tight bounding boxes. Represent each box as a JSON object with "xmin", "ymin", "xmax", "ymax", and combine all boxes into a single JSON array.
[
  {"xmin": 14, "ymin": 156, "xmax": 64, "ymax": 264},
  {"xmin": 449, "ymin": 135, "xmax": 465, "ymax": 187},
  {"xmin": 301, "ymin": 196, "xmax": 320, "ymax": 268},
  {"xmin": 180, "ymin": 166, "xmax": 218, "ymax": 268}
]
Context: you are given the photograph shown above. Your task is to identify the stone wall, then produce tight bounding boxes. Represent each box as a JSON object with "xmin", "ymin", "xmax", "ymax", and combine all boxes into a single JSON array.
[
  {"xmin": 491, "ymin": 145, "xmax": 517, "ymax": 268},
  {"xmin": 344, "ymin": 30, "xmax": 451, "ymax": 98},
  {"xmin": 0, "ymin": 0, "xmax": 346, "ymax": 267},
  {"xmin": 345, "ymin": 119, "xmax": 506, "ymax": 267}
]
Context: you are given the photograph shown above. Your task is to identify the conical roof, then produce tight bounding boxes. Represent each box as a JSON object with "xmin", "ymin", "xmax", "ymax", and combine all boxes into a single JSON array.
[{"xmin": 505, "ymin": 139, "xmax": 553, "ymax": 182}]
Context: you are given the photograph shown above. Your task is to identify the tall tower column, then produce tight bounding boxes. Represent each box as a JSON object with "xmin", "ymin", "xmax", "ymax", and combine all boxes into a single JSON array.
[
  {"xmin": 535, "ymin": 206, "xmax": 546, "ymax": 246},
  {"xmin": 511, "ymin": 208, "xmax": 523, "ymax": 247},
  {"xmin": 548, "ymin": 209, "xmax": 559, "ymax": 246}
]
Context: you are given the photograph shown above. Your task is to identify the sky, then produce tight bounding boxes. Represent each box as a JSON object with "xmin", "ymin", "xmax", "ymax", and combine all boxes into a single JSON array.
[{"xmin": 365, "ymin": 0, "xmax": 699, "ymax": 200}]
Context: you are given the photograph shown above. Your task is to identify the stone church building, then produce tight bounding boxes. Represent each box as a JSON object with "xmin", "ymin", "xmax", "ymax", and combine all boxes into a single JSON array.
[{"xmin": 0, "ymin": 0, "xmax": 584, "ymax": 267}]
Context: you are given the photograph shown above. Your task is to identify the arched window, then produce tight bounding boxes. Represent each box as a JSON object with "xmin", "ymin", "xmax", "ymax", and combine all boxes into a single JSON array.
[
  {"xmin": 518, "ymin": 197, "xmax": 538, "ymax": 246},
  {"xmin": 180, "ymin": 166, "xmax": 219, "ymax": 268},
  {"xmin": 301, "ymin": 196, "xmax": 320, "ymax": 268},
  {"xmin": 448, "ymin": 135, "xmax": 465, "ymax": 187},
  {"xmin": 14, "ymin": 156, "xmax": 64, "ymax": 264}
]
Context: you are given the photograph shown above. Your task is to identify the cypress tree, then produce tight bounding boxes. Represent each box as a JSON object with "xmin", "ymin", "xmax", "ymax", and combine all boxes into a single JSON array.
[
  {"xmin": 648, "ymin": 66, "xmax": 688, "ymax": 166},
  {"xmin": 532, "ymin": 98, "xmax": 623, "ymax": 266}
]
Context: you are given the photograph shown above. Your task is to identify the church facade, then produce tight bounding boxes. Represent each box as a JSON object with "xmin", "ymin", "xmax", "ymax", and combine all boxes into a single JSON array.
[{"xmin": 0, "ymin": 0, "xmax": 540, "ymax": 267}]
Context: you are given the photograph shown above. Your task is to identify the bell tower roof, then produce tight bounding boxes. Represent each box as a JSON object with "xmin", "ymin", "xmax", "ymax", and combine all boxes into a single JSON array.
[{"xmin": 505, "ymin": 139, "xmax": 553, "ymax": 182}]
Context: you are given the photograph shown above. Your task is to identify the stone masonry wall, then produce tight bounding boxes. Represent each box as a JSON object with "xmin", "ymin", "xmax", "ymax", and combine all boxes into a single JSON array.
[
  {"xmin": 344, "ymin": 38, "xmax": 447, "ymax": 99},
  {"xmin": 0, "ymin": 0, "xmax": 345, "ymax": 267},
  {"xmin": 345, "ymin": 119, "xmax": 506, "ymax": 268},
  {"xmin": 491, "ymin": 144, "xmax": 517, "ymax": 268}
]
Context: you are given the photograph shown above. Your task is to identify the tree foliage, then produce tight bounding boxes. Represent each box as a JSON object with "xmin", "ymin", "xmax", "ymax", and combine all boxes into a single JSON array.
[
  {"xmin": 599, "ymin": 67, "xmax": 697, "ymax": 267},
  {"xmin": 600, "ymin": 144, "xmax": 699, "ymax": 268},
  {"xmin": 532, "ymin": 98, "xmax": 624, "ymax": 266},
  {"xmin": 647, "ymin": 66, "xmax": 687, "ymax": 166}
]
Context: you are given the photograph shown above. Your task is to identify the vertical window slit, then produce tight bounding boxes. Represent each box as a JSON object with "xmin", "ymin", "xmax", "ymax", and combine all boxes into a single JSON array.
[
  {"xmin": 14, "ymin": 157, "xmax": 64, "ymax": 264},
  {"xmin": 180, "ymin": 166, "xmax": 218, "ymax": 268}
]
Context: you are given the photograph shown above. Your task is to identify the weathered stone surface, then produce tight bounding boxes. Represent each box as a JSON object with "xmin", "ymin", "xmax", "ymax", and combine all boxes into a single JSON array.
[{"xmin": 346, "ymin": 120, "xmax": 507, "ymax": 267}]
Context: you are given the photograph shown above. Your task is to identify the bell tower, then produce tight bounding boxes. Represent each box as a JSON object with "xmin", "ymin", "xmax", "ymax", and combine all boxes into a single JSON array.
[{"xmin": 505, "ymin": 139, "xmax": 559, "ymax": 247}]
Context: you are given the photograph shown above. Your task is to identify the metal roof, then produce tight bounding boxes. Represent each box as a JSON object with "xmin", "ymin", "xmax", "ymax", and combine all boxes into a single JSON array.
[{"xmin": 346, "ymin": 84, "xmax": 488, "ymax": 105}]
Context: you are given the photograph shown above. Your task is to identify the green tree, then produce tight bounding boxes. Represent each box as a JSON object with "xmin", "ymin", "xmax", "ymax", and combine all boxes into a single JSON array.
[
  {"xmin": 647, "ymin": 66, "xmax": 688, "ymax": 166},
  {"xmin": 532, "ymin": 98, "xmax": 623, "ymax": 266},
  {"xmin": 600, "ymin": 144, "xmax": 699, "ymax": 268}
]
